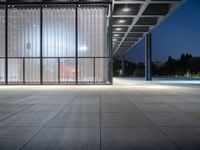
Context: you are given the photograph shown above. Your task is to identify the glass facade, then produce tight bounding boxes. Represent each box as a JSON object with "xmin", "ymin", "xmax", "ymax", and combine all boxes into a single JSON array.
[
  {"xmin": 0, "ymin": 6, "xmax": 5, "ymax": 84},
  {"xmin": 0, "ymin": 3, "xmax": 112, "ymax": 85}
]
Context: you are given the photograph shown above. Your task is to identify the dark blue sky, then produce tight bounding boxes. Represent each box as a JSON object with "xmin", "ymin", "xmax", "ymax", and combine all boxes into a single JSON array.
[{"xmin": 125, "ymin": 0, "xmax": 200, "ymax": 63}]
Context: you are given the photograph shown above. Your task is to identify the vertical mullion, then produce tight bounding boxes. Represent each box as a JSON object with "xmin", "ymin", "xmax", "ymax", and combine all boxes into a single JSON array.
[
  {"xmin": 109, "ymin": 4, "xmax": 113, "ymax": 84},
  {"xmin": 23, "ymin": 57, "xmax": 25, "ymax": 84},
  {"xmin": 75, "ymin": 5, "xmax": 78, "ymax": 84},
  {"xmin": 58, "ymin": 57, "xmax": 60, "ymax": 84},
  {"xmin": 5, "ymin": 4, "xmax": 8, "ymax": 84},
  {"xmin": 93, "ymin": 57, "xmax": 95, "ymax": 84},
  {"xmin": 40, "ymin": 4, "xmax": 43, "ymax": 84}
]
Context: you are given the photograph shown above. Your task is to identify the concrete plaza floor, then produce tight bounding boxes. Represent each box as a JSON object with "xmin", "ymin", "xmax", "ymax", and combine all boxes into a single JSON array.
[{"xmin": 0, "ymin": 77, "xmax": 200, "ymax": 150}]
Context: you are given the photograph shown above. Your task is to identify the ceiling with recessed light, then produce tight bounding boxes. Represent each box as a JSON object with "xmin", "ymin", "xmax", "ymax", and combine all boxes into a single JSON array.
[{"xmin": 112, "ymin": 0, "xmax": 185, "ymax": 58}]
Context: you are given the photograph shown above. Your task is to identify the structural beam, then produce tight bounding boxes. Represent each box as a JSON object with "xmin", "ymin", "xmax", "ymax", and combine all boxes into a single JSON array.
[{"xmin": 145, "ymin": 33, "xmax": 152, "ymax": 81}]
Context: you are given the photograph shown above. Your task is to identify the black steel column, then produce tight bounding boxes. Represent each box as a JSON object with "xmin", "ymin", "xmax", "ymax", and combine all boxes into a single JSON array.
[
  {"xmin": 58, "ymin": 58, "xmax": 60, "ymax": 84},
  {"xmin": 40, "ymin": 5, "xmax": 43, "ymax": 84},
  {"xmin": 109, "ymin": 4, "xmax": 113, "ymax": 84},
  {"xmin": 145, "ymin": 33, "xmax": 152, "ymax": 81},
  {"xmin": 5, "ymin": 5, "xmax": 8, "ymax": 84},
  {"xmin": 23, "ymin": 58, "xmax": 25, "ymax": 84},
  {"xmin": 93, "ymin": 57, "xmax": 95, "ymax": 84},
  {"xmin": 75, "ymin": 5, "xmax": 78, "ymax": 85}
]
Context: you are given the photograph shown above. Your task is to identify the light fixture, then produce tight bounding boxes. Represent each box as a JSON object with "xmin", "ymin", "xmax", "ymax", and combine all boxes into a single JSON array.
[
  {"xmin": 79, "ymin": 46, "xmax": 87, "ymax": 51},
  {"xmin": 114, "ymin": 34, "xmax": 119, "ymax": 37},
  {"xmin": 113, "ymin": 39, "xmax": 117, "ymax": 41},
  {"xmin": 116, "ymin": 28, "xmax": 122, "ymax": 31},
  {"xmin": 118, "ymin": 20, "xmax": 126, "ymax": 23},
  {"xmin": 122, "ymin": 8, "xmax": 131, "ymax": 12}
]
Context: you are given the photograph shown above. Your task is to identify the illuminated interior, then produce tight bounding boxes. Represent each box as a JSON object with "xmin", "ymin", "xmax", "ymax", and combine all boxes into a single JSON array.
[{"xmin": 0, "ymin": 3, "xmax": 112, "ymax": 85}]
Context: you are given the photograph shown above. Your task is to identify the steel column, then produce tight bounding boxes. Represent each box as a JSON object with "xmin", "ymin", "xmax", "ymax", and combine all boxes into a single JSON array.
[
  {"xmin": 40, "ymin": 5, "xmax": 43, "ymax": 84},
  {"xmin": 108, "ymin": 3, "xmax": 113, "ymax": 84},
  {"xmin": 5, "ymin": 4, "xmax": 8, "ymax": 84},
  {"xmin": 75, "ymin": 5, "xmax": 78, "ymax": 85},
  {"xmin": 145, "ymin": 33, "xmax": 152, "ymax": 81}
]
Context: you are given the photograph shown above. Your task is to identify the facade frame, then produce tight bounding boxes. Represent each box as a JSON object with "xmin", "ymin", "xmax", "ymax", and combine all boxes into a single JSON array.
[{"xmin": 0, "ymin": 1, "xmax": 113, "ymax": 85}]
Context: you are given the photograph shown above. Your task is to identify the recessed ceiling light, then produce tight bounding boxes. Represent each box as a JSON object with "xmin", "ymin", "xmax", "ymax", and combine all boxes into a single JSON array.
[
  {"xmin": 113, "ymin": 39, "xmax": 117, "ymax": 41},
  {"xmin": 122, "ymin": 8, "xmax": 131, "ymax": 12},
  {"xmin": 118, "ymin": 20, "xmax": 126, "ymax": 23},
  {"xmin": 114, "ymin": 34, "xmax": 119, "ymax": 37},
  {"xmin": 116, "ymin": 28, "xmax": 122, "ymax": 31}
]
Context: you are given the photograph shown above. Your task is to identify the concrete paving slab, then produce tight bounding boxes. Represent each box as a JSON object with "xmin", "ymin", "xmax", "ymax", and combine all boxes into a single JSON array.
[
  {"xmin": 101, "ymin": 127, "xmax": 179, "ymax": 150},
  {"xmin": 0, "ymin": 112, "xmax": 57, "ymax": 127},
  {"xmin": 135, "ymin": 104, "xmax": 178, "ymax": 112},
  {"xmin": 146, "ymin": 112, "xmax": 200, "ymax": 127},
  {"xmin": 63, "ymin": 104, "xmax": 100, "ymax": 112},
  {"xmin": 46, "ymin": 112, "xmax": 100, "ymax": 128},
  {"xmin": 23, "ymin": 104, "xmax": 65, "ymax": 112},
  {"xmin": 0, "ymin": 127, "xmax": 40, "ymax": 150},
  {"xmin": 101, "ymin": 113, "xmax": 154, "ymax": 127},
  {"xmin": 101, "ymin": 104, "xmax": 139, "ymax": 112},
  {"xmin": 21, "ymin": 128, "xmax": 100, "ymax": 150},
  {"xmin": 160, "ymin": 127, "xmax": 200, "ymax": 150}
]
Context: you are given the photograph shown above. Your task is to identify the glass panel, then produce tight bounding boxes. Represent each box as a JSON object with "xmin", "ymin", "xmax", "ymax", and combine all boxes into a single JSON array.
[
  {"xmin": 78, "ymin": 58, "xmax": 94, "ymax": 84},
  {"xmin": 43, "ymin": 58, "xmax": 58, "ymax": 84},
  {"xmin": 60, "ymin": 58, "xmax": 75, "ymax": 84},
  {"xmin": 43, "ymin": 5, "xmax": 76, "ymax": 57},
  {"xmin": 8, "ymin": 59, "xmax": 23, "ymax": 83},
  {"xmin": 0, "ymin": 59, "xmax": 5, "ymax": 84},
  {"xmin": 0, "ymin": 6, "xmax": 5, "ymax": 84},
  {"xmin": 25, "ymin": 58, "xmax": 40, "ymax": 84},
  {"xmin": 95, "ymin": 58, "xmax": 110, "ymax": 84},
  {"xmin": 0, "ymin": 6, "xmax": 5, "ymax": 57},
  {"xmin": 8, "ymin": 5, "xmax": 40, "ymax": 57},
  {"xmin": 78, "ymin": 5, "xmax": 108, "ymax": 57}
]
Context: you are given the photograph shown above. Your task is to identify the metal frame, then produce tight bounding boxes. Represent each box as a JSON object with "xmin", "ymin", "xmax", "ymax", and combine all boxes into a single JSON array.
[
  {"xmin": 0, "ymin": 1, "xmax": 113, "ymax": 85},
  {"xmin": 112, "ymin": 0, "xmax": 185, "ymax": 57}
]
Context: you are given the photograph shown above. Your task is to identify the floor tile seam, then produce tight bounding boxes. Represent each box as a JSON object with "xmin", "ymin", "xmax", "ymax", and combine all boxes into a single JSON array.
[
  {"xmin": 0, "ymin": 104, "xmax": 34, "ymax": 122},
  {"xmin": 1, "ymin": 125, "xmax": 200, "ymax": 128},
  {"xmin": 119, "ymin": 90, "xmax": 183, "ymax": 150}
]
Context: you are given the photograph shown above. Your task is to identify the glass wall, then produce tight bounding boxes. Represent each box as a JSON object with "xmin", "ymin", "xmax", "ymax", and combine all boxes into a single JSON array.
[
  {"xmin": 0, "ymin": 3, "xmax": 112, "ymax": 85},
  {"xmin": 0, "ymin": 6, "xmax": 5, "ymax": 84},
  {"xmin": 8, "ymin": 5, "xmax": 40, "ymax": 84},
  {"xmin": 42, "ymin": 5, "xmax": 76, "ymax": 84},
  {"xmin": 78, "ymin": 5, "xmax": 110, "ymax": 84}
]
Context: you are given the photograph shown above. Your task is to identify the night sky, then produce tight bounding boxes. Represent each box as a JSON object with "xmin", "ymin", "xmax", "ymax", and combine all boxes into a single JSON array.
[{"xmin": 125, "ymin": 0, "xmax": 200, "ymax": 63}]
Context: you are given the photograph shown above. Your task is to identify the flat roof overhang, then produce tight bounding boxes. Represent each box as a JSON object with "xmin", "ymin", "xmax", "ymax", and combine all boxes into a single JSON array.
[
  {"xmin": 0, "ymin": 0, "xmax": 185, "ymax": 60},
  {"xmin": 112, "ymin": 0, "xmax": 186, "ymax": 59}
]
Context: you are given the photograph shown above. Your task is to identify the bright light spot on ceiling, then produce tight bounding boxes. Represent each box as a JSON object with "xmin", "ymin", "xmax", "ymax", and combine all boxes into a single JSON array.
[
  {"xmin": 118, "ymin": 20, "xmax": 126, "ymax": 23},
  {"xmin": 79, "ymin": 46, "xmax": 87, "ymax": 51},
  {"xmin": 122, "ymin": 8, "xmax": 131, "ymax": 12},
  {"xmin": 116, "ymin": 28, "xmax": 122, "ymax": 31},
  {"xmin": 113, "ymin": 39, "xmax": 117, "ymax": 41},
  {"xmin": 114, "ymin": 34, "xmax": 119, "ymax": 37}
]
